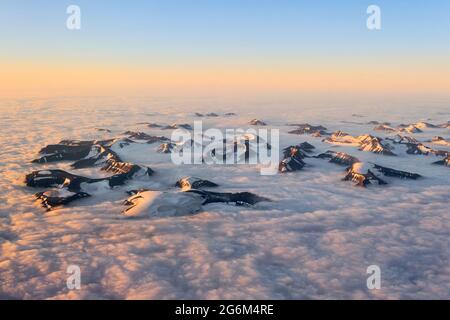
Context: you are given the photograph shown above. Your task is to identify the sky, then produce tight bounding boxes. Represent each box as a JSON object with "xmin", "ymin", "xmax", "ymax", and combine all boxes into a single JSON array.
[{"xmin": 0, "ymin": 0, "xmax": 450, "ymax": 99}]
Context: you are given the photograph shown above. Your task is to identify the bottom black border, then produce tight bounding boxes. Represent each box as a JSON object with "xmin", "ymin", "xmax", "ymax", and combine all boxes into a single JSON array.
[{"xmin": 0, "ymin": 300, "xmax": 443, "ymax": 319}]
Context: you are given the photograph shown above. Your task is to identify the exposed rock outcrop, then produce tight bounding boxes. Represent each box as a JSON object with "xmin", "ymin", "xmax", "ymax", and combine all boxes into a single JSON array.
[
  {"xmin": 187, "ymin": 190, "xmax": 270, "ymax": 206},
  {"xmin": 95, "ymin": 128, "xmax": 112, "ymax": 133},
  {"xmin": 206, "ymin": 133, "xmax": 272, "ymax": 163},
  {"xmin": 34, "ymin": 190, "xmax": 91, "ymax": 211},
  {"xmin": 344, "ymin": 162, "xmax": 423, "ymax": 187},
  {"xmin": 26, "ymin": 170, "xmax": 97, "ymax": 191},
  {"xmin": 162, "ymin": 124, "xmax": 193, "ymax": 130},
  {"xmin": 433, "ymin": 155, "xmax": 450, "ymax": 167},
  {"xmin": 372, "ymin": 164, "xmax": 422, "ymax": 179},
  {"xmin": 315, "ymin": 151, "xmax": 360, "ymax": 166},
  {"xmin": 399, "ymin": 125, "xmax": 423, "ymax": 134},
  {"xmin": 386, "ymin": 135, "xmax": 419, "ymax": 145},
  {"xmin": 343, "ymin": 163, "xmax": 387, "ymax": 187},
  {"xmin": 122, "ymin": 189, "xmax": 270, "ymax": 217},
  {"xmin": 124, "ymin": 131, "xmax": 170, "ymax": 143},
  {"xmin": 157, "ymin": 143, "xmax": 176, "ymax": 154},
  {"xmin": 430, "ymin": 136, "xmax": 450, "ymax": 147},
  {"xmin": 26, "ymin": 164, "xmax": 152, "ymax": 192},
  {"xmin": 374, "ymin": 124, "xmax": 397, "ymax": 132},
  {"xmin": 358, "ymin": 135, "xmax": 396, "ymax": 156},
  {"xmin": 413, "ymin": 122, "xmax": 439, "ymax": 129},
  {"xmin": 123, "ymin": 191, "xmax": 204, "ymax": 217},
  {"xmin": 368, "ymin": 121, "xmax": 391, "ymax": 126},
  {"xmin": 288, "ymin": 124, "xmax": 329, "ymax": 136},
  {"xmin": 175, "ymin": 177, "xmax": 219, "ymax": 190},
  {"xmin": 32, "ymin": 139, "xmax": 117, "ymax": 164},
  {"xmin": 324, "ymin": 133, "xmax": 396, "ymax": 156},
  {"xmin": 438, "ymin": 121, "xmax": 450, "ymax": 129},
  {"xmin": 147, "ymin": 123, "xmax": 163, "ymax": 128},
  {"xmin": 279, "ymin": 146, "xmax": 306, "ymax": 172},
  {"xmin": 71, "ymin": 145, "xmax": 122, "ymax": 169},
  {"xmin": 405, "ymin": 143, "xmax": 449, "ymax": 156},
  {"xmin": 249, "ymin": 119, "xmax": 267, "ymax": 126},
  {"xmin": 297, "ymin": 142, "xmax": 316, "ymax": 152}
]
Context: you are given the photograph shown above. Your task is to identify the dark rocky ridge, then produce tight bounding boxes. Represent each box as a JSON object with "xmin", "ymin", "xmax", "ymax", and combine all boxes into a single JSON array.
[
  {"xmin": 288, "ymin": 124, "xmax": 329, "ymax": 136},
  {"xmin": 162, "ymin": 124, "xmax": 193, "ymax": 130},
  {"xmin": 123, "ymin": 131, "xmax": 170, "ymax": 143},
  {"xmin": 26, "ymin": 136, "xmax": 154, "ymax": 210},
  {"xmin": 34, "ymin": 190, "xmax": 91, "ymax": 211},
  {"xmin": 433, "ymin": 155, "xmax": 450, "ymax": 167},
  {"xmin": 373, "ymin": 164, "xmax": 422, "ymax": 180},
  {"xmin": 157, "ymin": 143, "xmax": 176, "ymax": 154},
  {"xmin": 33, "ymin": 139, "xmax": 113, "ymax": 164},
  {"xmin": 175, "ymin": 177, "xmax": 219, "ymax": 190},
  {"xmin": 344, "ymin": 163, "xmax": 387, "ymax": 187},
  {"xmin": 26, "ymin": 165, "xmax": 152, "ymax": 192},
  {"xmin": 249, "ymin": 119, "xmax": 267, "ymax": 126},
  {"xmin": 386, "ymin": 135, "xmax": 419, "ymax": 145},
  {"xmin": 374, "ymin": 124, "xmax": 397, "ymax": 132},
  {"xmin": 315, "ymin": 151, "xmax": 360, "ymax": 166},
  {"xmin": 26, "ymin": 164, "xmax": 153, "ymax": 210},
  {"xmin": 187, "ymin": 190, "xmax": 270, "ymax": 206},
  {"xmin": 279, "ymin": 146, "xmax": 307, "ymax": 173},
  {"xmin": 344, "ymin": 163, "xmax": 423, "ymax": 187},
  {"xmin": 324, "ymin": 133, "xmax": 396, "ymax": 156},
  {"xmin": 368, "ymin": 121, "xmax": 391, "ymax": 126},
  {"xmin": 121, "ymin": 188, "xmax": 270, "ymax": 217},
  {"xmin": 358, "ymin": 135, "xmax": 396, "ymax": 156}
]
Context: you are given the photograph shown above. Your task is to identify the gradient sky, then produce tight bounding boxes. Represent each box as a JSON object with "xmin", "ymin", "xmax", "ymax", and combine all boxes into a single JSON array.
[{"xmin": 1, "ymin": 0, "xmax": 450, "ymax": 98}]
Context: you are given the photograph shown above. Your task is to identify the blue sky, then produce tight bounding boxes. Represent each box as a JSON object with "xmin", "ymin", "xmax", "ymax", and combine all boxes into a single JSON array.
[{"xmin": 1, "ymin": 0, "xmax": 449, "ymax": 65}]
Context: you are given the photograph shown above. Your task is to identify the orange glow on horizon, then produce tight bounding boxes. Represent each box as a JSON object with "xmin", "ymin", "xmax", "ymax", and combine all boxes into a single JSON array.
[{"xmin": 1, "ymin": 60, "xmax": 449, "ymax": 98}]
